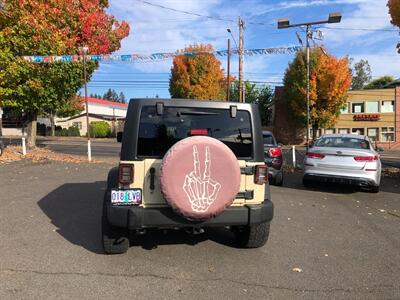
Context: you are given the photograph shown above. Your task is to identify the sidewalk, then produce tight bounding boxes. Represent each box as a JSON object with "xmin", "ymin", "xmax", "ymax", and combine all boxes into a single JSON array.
[{"xmin": 0, "ymin": 135, "xmax": 116, "ymax": 144}]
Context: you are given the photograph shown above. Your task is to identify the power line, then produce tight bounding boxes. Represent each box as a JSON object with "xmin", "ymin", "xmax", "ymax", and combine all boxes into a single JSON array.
[
  {"xmin": 134, "ymin": 0, "xmax": 234, "ymax": 23},
  {"xmin": 321, "ymin": 26, "xmax": 398, "ymax": 32}
]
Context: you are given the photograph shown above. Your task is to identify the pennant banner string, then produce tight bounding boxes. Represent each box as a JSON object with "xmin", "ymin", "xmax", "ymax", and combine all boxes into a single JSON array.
[{"xmin": 21, "ymin": 46, "xmax": 302, "ymax": 63}]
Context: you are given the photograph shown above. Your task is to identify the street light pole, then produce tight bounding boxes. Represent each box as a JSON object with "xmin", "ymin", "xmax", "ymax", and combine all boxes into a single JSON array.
[
  {"xmin": 306, "ymin": 25, "xmax": 310, "ymax": 150},
  {"xmin": 80, "ymin": 46, "xmax": 91, "ymax": 162},
  {"xmin": 277, "ymin": 13, "xmax": 342, "ymax": 150}
]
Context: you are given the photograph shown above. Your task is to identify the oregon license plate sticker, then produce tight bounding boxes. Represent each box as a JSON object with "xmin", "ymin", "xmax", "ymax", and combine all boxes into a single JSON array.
[{"xmin": 111, "ymin": 189, "xmax": 142, "ymax": 205}]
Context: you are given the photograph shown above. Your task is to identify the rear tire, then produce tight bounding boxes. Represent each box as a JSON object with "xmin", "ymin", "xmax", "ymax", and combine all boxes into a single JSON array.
[
  {"xmin": 235, "ymin": 222, "xmax": 270, "ymax": 248},
  {"xmin": 369, "ymin": 185, "xmax": 379, "ymax": 193},
  {"xmin": 273, "ymin": 172, "xmax": 283, "ymax": 186},
  {"xmin": 102, "ymin": 192, "xmax": 129, "ymax": 254},
  {"xmin": 303, "ymin": 177, "xmax": 312, "ymax": 188}
]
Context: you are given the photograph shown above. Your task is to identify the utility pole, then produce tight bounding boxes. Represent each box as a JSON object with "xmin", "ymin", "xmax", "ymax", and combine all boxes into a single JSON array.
[
  {"xmin": 238, "ymin": 16, "xmax": 244, "ymax": 103},
  {"xmin": 226, "ymin": 38, "xmax": 231, "ymax": 102},
  {"xmin": 80, "ymin": 46, "xmax": 91, "ymax": 162}
]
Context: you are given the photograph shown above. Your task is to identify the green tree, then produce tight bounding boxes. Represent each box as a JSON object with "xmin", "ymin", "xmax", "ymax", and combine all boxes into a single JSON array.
[
  {"xmin": 169, "ymin": 44, "xmax": 226, "ymax": 100},
  {"xmin": 90, "ymin": 93, "xmax": 102, "ymax": 98},
  {"xmin": 0, "ymin": 0, "xmax": 129, "ymax": 147},
  {"xmin": 119, "ymin": 92, "xmax": 126, "ymax": 104},
  {"xmin": 364, "ymin": 76, "xmax": 395, "ymax": 89},
  {"xmin": 103, "ymin": 88, "xmax": 114, "ymax": 101},
  {"xmin": 283, "ymin": 47, "xmax": 352, "ymax": 140},
  {"xmin": 351, "ymin": 59, "xmax": 372, "ymax": 90},
  {"xmin": 230, "ymin": 80, "xmax": 274, "ymax": 126},
  {"xmin": 103, "ymin": 88, "xmax": 122, "ymax": 102}
]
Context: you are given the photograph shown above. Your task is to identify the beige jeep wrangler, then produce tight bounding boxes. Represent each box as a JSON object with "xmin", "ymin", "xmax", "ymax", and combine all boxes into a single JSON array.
[{"xmin": 102, "ymin": 99, "xmax": 274, "ymax": 254}]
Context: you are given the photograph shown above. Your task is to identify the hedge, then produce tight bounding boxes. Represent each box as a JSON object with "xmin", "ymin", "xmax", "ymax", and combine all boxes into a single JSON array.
[
  {"xmin": 89, "ymin": 121, "xmax": 111, "ymax": 138},
  {"xmin": 55, "ymin": 126, "xmax": 80, "ymax": 137}
]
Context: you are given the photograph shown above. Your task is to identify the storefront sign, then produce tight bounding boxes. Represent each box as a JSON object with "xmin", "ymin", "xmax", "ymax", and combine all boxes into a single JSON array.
[{"xmin": 353, "ymin": 114, "xmax": 380, "ymax": 121}]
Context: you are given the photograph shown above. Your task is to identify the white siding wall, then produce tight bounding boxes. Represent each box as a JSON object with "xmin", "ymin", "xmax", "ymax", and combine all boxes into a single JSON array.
[{"xmin": 83, "ymin": 103, "xmax": 127, "ymax": 117}]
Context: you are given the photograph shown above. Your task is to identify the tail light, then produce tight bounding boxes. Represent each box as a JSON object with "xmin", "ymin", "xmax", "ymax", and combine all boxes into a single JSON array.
[
  {"xmin": 307, "ymin": 152, "xmax": 325, "ymax": 159},
  {"xmin": 190, "ymin": 129, "xmax": 208, "ymax": 136},
  {"xmin": 119, "ymin": 164, "xmax": 134, "ymax": 184},
  {"xmin": 268, "ymin": 147, "xmax": 282, "ymax": 157},
  {"xmin": 354, "ymin": 155, "xmax": 377, "ymax": 162},
  {"xmin": 254, "ymin": 165, "xmax": 268, "ymax": 185}
]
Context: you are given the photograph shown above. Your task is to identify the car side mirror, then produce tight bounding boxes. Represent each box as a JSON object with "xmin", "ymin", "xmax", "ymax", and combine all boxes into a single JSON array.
[
  {"xmin": 376, "ymin": 146, "xmax": 384, "ymax": 153},
  {"xmin": 308, "ymin": 141, "xmax": 314, "ymax": 148},
  {"xmin": 277, "ymin": 142, "xmax": 283, "ymax": 148},
  {"xmin": 117, "ymin": 131, "xmax": 123, "ymax": 143}
]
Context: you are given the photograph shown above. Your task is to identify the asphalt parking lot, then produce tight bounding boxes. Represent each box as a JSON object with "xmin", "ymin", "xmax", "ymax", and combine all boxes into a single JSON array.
[{"xmin": 0, "ymin": 160, "xmax": 399, "ymax": 299}]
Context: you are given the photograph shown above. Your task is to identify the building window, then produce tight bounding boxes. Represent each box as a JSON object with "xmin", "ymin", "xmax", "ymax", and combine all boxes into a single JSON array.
[
  {"xmin": 340, "ymin": 103, "xmax": 349, "ymax": 114},
  {"xmin": 338, "ymin": 128, "xmax": 349, "ymax": 134},
  {"xmin": 367, "ymin": 128, "xmax": 379, "ymax": 141},
  {"xmin": 381, "ymin": 127, "xmax": 395, "ymax": 141},
  {"xmin": 381, "ymin": 101, "xmax": 394, "ymax": 113},
  {"xmin": 352, "ymin": 102, "xmax": 365, "ymax": 113},
  {"xmin": 72, "ymin": 122, "xmax": 82, "ymax": 129},
  {"xmin": 325, "ymin": 128, "xmax": 335, "ymax": 134},
  {"xmin": 352, "ymin": 128, "xmax": 364, "ymax": 135},
  {"xmin": 366, "ymin": 101, "xmax": 379, "ymax": 113}
]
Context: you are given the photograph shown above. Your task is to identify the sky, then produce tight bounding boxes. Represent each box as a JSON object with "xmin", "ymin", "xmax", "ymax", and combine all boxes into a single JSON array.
[{"xmin": 86, "ymin": 0, "xmax": 400, "ymax": 100}]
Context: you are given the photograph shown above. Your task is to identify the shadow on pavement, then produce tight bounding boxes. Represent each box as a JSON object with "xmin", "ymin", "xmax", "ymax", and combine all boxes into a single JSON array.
[
  {"xmin": 38, "ymin": 181, "xmax": 106, "ymax": 254},
  {"xmin": 38, "ymin": 182, "xmax": 240, "ymax": 253},
  {"xmin": 130, "ymin": 227, "xmax": 238, "ymax": 250},
  {"xmin": 280, "ymin": 171, "xmax": 400, "ymax": 194}
]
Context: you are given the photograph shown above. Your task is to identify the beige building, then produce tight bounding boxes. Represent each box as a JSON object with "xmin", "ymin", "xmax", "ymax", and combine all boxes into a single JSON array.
[
  {"xmin": 274, "ymin": 86, "xmax": 400, "ymax": 149},
  {"xmin": 56, "ymin": 97, "xmax": 128, "ymax": 136},
  {"xmin": 319, "ymin": 88, "xmax": 399, "ymax": 148}
]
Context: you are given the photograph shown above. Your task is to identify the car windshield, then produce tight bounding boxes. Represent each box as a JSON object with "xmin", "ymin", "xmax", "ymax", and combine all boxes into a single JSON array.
[
  {"xmin": 263, "ymin": 134, "xmax": 275, "ymax": 146},
  {"xmin": 314, "ymin": 137, "xmax": 370, "ymax": 149},
  {"xmin": 137, "ymin": 106, "xmax": 253, "ymax": 158}
]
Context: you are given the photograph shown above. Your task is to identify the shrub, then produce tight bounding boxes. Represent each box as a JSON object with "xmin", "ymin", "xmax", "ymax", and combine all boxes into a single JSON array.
[
  {"xmin": 36, "ymin": 123, "xmax": 47, "ymax": 136},
  {"xmin": 67, "ymin": 126, "xmax": 80, "ymax": 136},
  {"xmin": 55, "ymin": 126, "xmax": 80, "ymax": 136},
  {"xmin": 89, "ymin": 121, "xmax": 111, "ymax": 138}
]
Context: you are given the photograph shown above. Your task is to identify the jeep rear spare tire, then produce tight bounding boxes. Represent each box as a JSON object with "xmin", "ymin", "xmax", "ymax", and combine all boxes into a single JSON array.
[{"xmin": 160, "ymin": 136, "xmax": 241, "ymax": 220}]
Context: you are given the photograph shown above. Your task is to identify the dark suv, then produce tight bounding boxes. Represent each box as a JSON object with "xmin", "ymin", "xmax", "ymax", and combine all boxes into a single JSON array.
[
  {"xmin": 102, "ymin": 99, "xmax": 274, "ymax": 254},
  {"xmin": 263, "ymin": 131, "xmax": 283, "ymax": 186}
]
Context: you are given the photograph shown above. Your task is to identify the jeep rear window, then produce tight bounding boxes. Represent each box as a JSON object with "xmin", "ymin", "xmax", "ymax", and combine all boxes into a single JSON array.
[{"xmin": 137, "ymin": 106, "xmax": 253, "ymax": 158}]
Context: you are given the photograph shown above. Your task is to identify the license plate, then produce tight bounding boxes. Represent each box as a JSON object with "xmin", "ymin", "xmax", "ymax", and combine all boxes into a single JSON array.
[{"xmin": 111, "ymin": 189, "xmax": 142, "ymax": 205}]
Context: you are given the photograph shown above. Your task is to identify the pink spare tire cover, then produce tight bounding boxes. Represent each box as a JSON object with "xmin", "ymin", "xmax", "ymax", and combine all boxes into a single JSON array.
[{"xmin": 160, "ymin": 136, "xmax": 241, "ymax": 220}]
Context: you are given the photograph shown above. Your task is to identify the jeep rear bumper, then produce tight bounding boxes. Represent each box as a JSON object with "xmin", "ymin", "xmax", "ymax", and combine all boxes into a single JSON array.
[{"xmin": 107, "ymin": 200, "xmax": 273, "ymax": 230}]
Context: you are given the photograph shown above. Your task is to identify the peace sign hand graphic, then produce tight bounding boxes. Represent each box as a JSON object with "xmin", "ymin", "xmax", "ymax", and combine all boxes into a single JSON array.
[{"xmin": 183, "ymin": 145, "xmax": 221, "ymax": 213}]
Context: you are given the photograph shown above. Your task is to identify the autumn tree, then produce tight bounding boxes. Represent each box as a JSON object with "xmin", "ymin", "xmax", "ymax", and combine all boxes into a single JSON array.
[
  {"xmin": 0, "ymin": 0, "xmax": 129, "ymax": 146},
  {"xmin": 365, "ymin": 75, "xmax": 395, "ymax": 89},
  {"xmin": 388, "ymin": 0, "xmax": 400, "ymax": 53},
  {"xmin": 283, "ymin": 47, "xmax": 352, "ymax": 140},
  {"xmin": 169, "ymin": 44, "xmax": 226, "ymax": 100},
  {"xmin": 351, "ymin": 59, "xmax": 372, "ymax": 90},
  {"xmin": 230, "ymin": 80, "xmax": 274, "ymax": 126}
]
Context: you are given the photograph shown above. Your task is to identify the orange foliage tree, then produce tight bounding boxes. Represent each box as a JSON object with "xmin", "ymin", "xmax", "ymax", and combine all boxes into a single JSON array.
[
  {"xmin": 169, "ymin": 44, "xmax": 226, "ymax": 100},
  {"xmin": 283, "ymin": 47, "xmax": 352, "ymax": 139},
  {"xmin": 0, "ymin": 0, "xmax": 129, "ymax": 145},
  {"xmin": 388, "ymin": 0, "xmax": 400, "ymax": 53}
]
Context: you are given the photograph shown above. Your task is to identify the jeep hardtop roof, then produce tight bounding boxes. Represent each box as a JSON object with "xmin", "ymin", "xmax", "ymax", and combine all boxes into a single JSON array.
[{"xmin": 120, "ymin": 99, "xmax": 264, "ymax": 162}]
